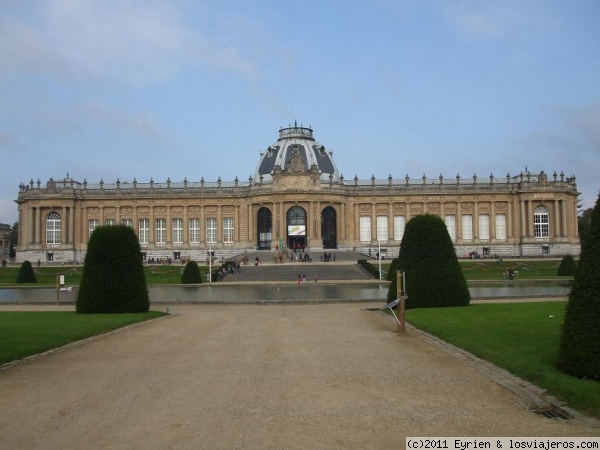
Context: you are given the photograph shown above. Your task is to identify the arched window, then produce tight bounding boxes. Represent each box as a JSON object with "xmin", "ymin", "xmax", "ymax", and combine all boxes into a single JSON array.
[
  {"xmin": 46, "ymin": 212, "xmax": 61, "ymax": 245},
  {"xmin": 534, "ymin": 205, "xmax": 550, "ymax": 238}
]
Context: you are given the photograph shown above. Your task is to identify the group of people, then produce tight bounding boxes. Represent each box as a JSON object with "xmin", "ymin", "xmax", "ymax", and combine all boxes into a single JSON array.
[
  {"xmin": 298, "ymin": 274, "xmax": 317, "ymax": 284},
  {"xmin": 290, "ymin": 252, "xmax": 311, "ymax": 262},
  {"xmin": 147, "ymin": 257, "xmax": 173, "ymax": 265},
  {"xmin": 217, "ymin": 262, "xmax": 242, "ymax": 280},
  {"xmin": 321, "ymin": 252, "xmax": 335, "ymax": 262}
]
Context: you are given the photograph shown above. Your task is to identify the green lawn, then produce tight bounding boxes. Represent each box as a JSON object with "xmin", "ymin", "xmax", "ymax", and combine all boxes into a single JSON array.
[
  {"xmin": 0, "ymin": 311, "xmax": 166, "ymax": 364},
  {"xmin": 405, "ymin": 302, "xmax": 600, "ymax": 418},
  {"xmin": 0, "ymin": 265, "xmax": 210, "ymax": 286}
]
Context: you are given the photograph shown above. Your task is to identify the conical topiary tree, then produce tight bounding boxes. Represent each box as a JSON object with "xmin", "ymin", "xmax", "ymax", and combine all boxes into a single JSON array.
[
  {"xmin": 181, "ymin": 260, "xmax": 202, "ymax": 284},
  {"xmin": 393, "ymin": 214, "xmax": 470, "ymax": 309},
  {"xmin": 558, "ymin": 192, "xmax": 600, "ymax": 380},
  {"xmin": 77, "ymin": 225, "xmax": 149, "ymax": 313},
  {"xmin": 16, "ymin": 260, "xmax": 37, "ymax": 283},
  {"xmin": 556, "ymin": 254, "xmax": 577, "ymax": 276},
  {"xmin": 385, "ymin": 257, "xmax": 402, "ymax": 302}
]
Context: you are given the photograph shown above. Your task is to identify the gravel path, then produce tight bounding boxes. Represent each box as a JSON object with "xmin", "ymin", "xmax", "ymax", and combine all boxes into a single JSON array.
[{"xmin": 0, "ymin": 303, "xmax": 597, "ymax": 449}]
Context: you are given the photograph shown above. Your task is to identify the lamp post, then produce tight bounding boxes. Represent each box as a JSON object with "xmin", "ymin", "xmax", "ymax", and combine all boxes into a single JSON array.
[
  {"xmin": 377, "ymin": 232, "xmax": 382, "ymax": 280},
  {"xmin": 208, "ymin": 244, "xmax": 212, "ymax": 283}
]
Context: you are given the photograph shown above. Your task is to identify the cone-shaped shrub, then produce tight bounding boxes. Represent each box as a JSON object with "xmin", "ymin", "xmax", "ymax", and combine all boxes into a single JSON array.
[
  {"xmin": 181, "ymin": 260, "xmax": 202, "ymax": 284},
  {"xmin": 556, "ymin": 254, "xmax": 577, "ymax": 276},
  {"xmin": 16, "ymin": 260, "xmax": 37, "ymax": 283},
  {"xmin": 77, "ymin": 225, "xmax": 149, "ymax": 313},
  {"xmin": 386, "ymin": 257, "xmax": 401, "ymax": 282},
  {"xmin": 396, "ymin": 214, "xmax": 470, "ymax": 309},
  {"xmin": 558, "ymin": 192, "xmax": 600, "ymax": 380}
]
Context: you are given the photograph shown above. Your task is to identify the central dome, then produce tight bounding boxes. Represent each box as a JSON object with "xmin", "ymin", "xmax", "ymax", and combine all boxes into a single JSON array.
[{"xmin": 254, "ymin": 123, "xmax": 341, "ymax": 182}]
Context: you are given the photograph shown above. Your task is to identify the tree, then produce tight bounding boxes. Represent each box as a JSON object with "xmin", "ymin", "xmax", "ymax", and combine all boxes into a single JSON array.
[
  {"xmin": 181, "ymin": 260, "xmax": 202, "ymax": 284},
  {"xmin": 10, "ymin": 222, "xmax": 18, "ymax": 259},
  {"xmin": 556, "ymin": 255, "xmax": 577, "ymax": 277},
  {"xmin": 16, "ymin": 260, "xmax": 37, "ymax": 283},
  {"xmin": 578, "ymin": 207, "xmax": 594, "ymax": 248},
  {"xmin": 393, "ymin": 214, "xmax": 470, "ymax": 309},
  {"xmin": 558, "ymin": 191, "xmax": 600, "ymax": 380},
  {"xmin": 77, "ymin": 225, "xmax": 149, "ymax": 313}
]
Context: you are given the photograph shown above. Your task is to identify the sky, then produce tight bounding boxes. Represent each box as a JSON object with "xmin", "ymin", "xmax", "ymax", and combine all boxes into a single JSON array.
[{"xmin": 1, "ymin": 0, "xmax": 599, "ymax": 225}]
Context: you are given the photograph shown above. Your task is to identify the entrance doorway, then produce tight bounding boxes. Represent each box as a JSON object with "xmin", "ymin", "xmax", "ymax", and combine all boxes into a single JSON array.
[
  {"xmin": 321, "ymin": 206, "xmax": 337, "ymax": 248},
  {"xmin": 256, "ymin": 207, "xmax": 272, "ymax": 250},
  {"xmin": 286, "ymin": 206, "xmax": 307, "ymax": 250}
]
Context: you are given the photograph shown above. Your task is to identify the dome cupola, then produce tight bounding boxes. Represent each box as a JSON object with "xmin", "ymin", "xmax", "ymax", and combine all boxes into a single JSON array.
[{"xmin": 254, "ymin": 122, "xmax": 341, "ymax": 182}]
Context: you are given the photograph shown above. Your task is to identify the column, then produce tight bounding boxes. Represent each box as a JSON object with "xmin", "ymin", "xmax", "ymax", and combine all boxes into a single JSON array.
[
  {"xmin": 371, "ymin": 203, "xmax": 376, "ymax": 241},
  {"xmin": 62, "ymin": 206, "xmax": 68, "ymax": 244},
  {"xmin": 247, "ymin": 204, "xmax": 254, "ymax": 247},
  {"xmin": 68, "ymin": 207, "xmax": 75, "ymax": 247},
  {"xmin": 149, "ymin": 206, "xmax": 155, "ymax": 244},
  {"xmin": 527, "ymin": 200, "xmax": 534, "ymax": 239},
  {"xmin": 200, "ymin": 206, "xmax": 205, "ymax": 245},
  {"xmin": 37, "ymin": 208, "xmax": 42, "ymax": 245},
  {"xmin": 490, "ymin": 202, "xmax": 496, "ymax": 240},
  {"xmin": 166, "ymin": 205, "xmax": 172, "ymax": 245},
  {"xmin": 473, "ymin": 202, "xmax": 479, "ymax": 240},
  {"xmin": 456, "ymin": 202, "xmax": 462, "ymax": 240},
  {"xmin": 561, "ymin": 200, "xmax": 568, "ymax": 238},
  {"xmin": 554, "ymin": 199, "xmax": 561, "ymax": 238},
  {"xmin": 340, "ymin": 202, "xmax": 346, "ymax": 242},
  {"xmin": 520, "ymin": 199, "xmax": 526, "ymax": 239},
  {"xmin": 29, "ymin": 206, "xmax": 35, "ymax": 244}
]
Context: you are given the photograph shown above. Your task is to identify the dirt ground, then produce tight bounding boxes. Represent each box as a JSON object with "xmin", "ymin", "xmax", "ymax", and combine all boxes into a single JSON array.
[{"xmin": 0, "ymin": 303, "xmax": 597, "ymax": 449}]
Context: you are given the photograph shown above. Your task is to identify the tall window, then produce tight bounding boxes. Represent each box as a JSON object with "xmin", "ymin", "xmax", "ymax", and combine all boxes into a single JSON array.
[
  {"xmin": 172, "ymin": 218, "xmax": 183, "ymax": 244},
  {"xmin": 479, "ymin": 215, "xmax": 489, "ymax": 241},
  {"xmin": 88, "ymin": 219, "xmax": 99, "ymax": 238},
  {"xmin": 105, "ymin": 219, "xmax": 116, "ymax": 226},
  {"xmin": 223, "ymin": 218, "xmax": 234, "ymax": 244},
  {"xmin": 359, "ymin": 216, "xmax": 371, "ymax": 243},
  {"xmin": 376, "ymin": 216, "xmax": 388, "ymax": 241},
  {"xmin": 206, "ymin": 218, "xmax": 217, "ymax": 244},
  {"xmin": 189, "ymin": 218, "xmax": 200, "ymax": 244},
  {"xmin": 122, "ymin": 219, "xmax": 133, "ymax": 228},
  {"xmin": 445, "ymin": 215, "xmax": 456, "ymax": 241},
  {"xmin": 139, "ymin": 219, "xmax": 149, "ymax": 244},
  {"xmin": 46, "ymin": 212, "xmax": 61, "ymax": 244},
  {"xmin": 534, "ymin": 205, "xmax": 550, "ymax": 238},
  {"xmin": 462, "ymin": 215, "xmax": 473, "ymax": 241},
  {"xmin": 156, "ymin": 219, "xmax": 166, "ymax": 244},
  {"xmin": 393, "ymin": 216, "xmax": 405, "ymax": 242},
  {"xmin": 495, "ymin": 214, "xmax": 506, "ymax": 241}
]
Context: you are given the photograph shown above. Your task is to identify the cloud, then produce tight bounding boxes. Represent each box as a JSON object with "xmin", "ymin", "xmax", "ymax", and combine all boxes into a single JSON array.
[
  {"xmin": 0, "ymin": 1, "xmax": 260, "ymax": 83},
  {"xmin": 77, "ymin": 102, "xmax": 173, "ymax": 146},
  {"xmin": 446, "ymin": 2, "xmax": 555, "ymax": 40}
]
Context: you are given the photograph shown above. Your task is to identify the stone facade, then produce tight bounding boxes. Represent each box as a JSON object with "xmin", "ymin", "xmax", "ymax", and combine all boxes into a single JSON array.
[
  {"xmin": 15, "ymin": 125, "xmax": 580, "ymax": 263},
  {"xmin": 0, "ymin": 223, "xmax": 11, "ymax": 261}
]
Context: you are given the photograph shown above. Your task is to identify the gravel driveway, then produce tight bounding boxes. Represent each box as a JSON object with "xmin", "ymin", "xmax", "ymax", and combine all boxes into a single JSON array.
[{"xmin": 0, "ymin": 303, "xmax": 597, "ymax": 449}]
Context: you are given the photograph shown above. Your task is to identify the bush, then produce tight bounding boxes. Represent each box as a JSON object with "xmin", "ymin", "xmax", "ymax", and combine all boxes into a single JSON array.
[
  {"xmin": 558, "ymin": 192, "xmax": 600, "ymax": 380},
  {"xmin": 77, "ymin": 225, "xmax": 149, "ymax": 313},
  {"xmin": 395, "ymin": 214, "xmax": 470, "ymax": 309},
  {"xmin": 557, "ymin": 254, "xmax": 577, "ymax": 276},
  {"xmin": 386, "ymin": 257, "xmax": 401, "ymax": 282},
  {"xmin": 357, "ymin": 259, "xmax": 379, "ymax": 278},
  {"xmin": 181, "ymin": 260, "xmax": 202, "ymax": 284},
  {"xmin": 16, "ymin": 260, "xmax": 37, "ymax": 283}
]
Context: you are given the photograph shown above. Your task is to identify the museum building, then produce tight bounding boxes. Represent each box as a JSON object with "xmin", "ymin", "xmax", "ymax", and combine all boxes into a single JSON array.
[{"xmin": 15, "ymin": 123, "xmax": 580, "ymax": 263}]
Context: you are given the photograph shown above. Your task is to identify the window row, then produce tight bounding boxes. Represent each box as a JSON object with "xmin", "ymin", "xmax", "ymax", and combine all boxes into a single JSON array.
[
  {"xmin": 88, "ymin": 218, "xmax": 235, "ymax": 245},
  {"xmin": 357, "ymin": 213, "xmax": 536, "ymax": 242}
]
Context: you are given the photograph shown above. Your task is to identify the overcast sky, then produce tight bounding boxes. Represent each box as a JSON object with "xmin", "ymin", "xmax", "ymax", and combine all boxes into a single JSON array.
[{"xmin": 1, "ymin": 0, "xmax": 599, "ymax": 225}]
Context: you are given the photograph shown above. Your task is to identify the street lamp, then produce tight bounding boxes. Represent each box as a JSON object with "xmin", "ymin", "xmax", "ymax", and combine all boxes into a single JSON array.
[{"xmin": 377, "ymin": 233, "xmax": 382, "ymax": 280}]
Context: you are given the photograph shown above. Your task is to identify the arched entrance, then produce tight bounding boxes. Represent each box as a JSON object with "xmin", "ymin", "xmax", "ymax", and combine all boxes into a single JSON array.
[
  {"xmin": 256, "ymin": 207, "xmax": 272, "ymax": 250},
  {"xmin": 286, "ymin": 206, "xmax": 307, "ymax": 250},
  {"xmin": 321, "ymin": 206, "xmax": 337, "ymax": 249}
]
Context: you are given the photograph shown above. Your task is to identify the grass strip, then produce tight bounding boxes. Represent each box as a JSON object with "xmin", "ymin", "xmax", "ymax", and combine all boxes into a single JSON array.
[
  {"xmin": 0, "ymin": 311, "xmax": 166, "ymax": 364},
  {"xmin": 406, "ymin": 302, "xmax": 600, "ymax": 418}
]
